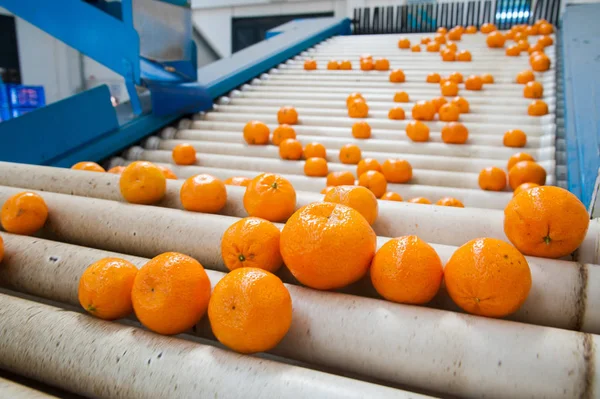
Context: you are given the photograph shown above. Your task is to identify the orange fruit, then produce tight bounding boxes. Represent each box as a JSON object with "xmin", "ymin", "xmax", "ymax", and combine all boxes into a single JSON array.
[
  {"xmin": 375, "ymin": 58, "xmax": 390, "ymax": 71},
  {"xmin": 406, "ymin": 120, "xmax": 430, "ymax": 142},
  {"xmin": 360, "ymin": 53, "xmax": 373, "ymax": 61},
  {"xmin": 158, "ymin": 165, "xmax": 177, "ymax": 180},
  {"xmin": 448, "ymin": 71, "xmax": 464, "ymax": 83},
  {"xmin": 513, "ymin": 31, "xmax": 527, "ymax": 42},
  {"xmin": 480, "ymin": 23, "xmax": 497, "ymax": 33},
  {"xmin": 524, "ymin": 81, "xmax": 543, "ymax": 99},
  {"xmin": 528, "ymin": 100, "xmax": 549, "ymax": 116},
  {"xmin": 508, "ymin": 161, "xmax": 546, "ymax": 189},
  {"xmin": 503, "ymin": 129, "xmax": 527, "ymax": 148},
  {"xmin": 120, "ymin": 161, "xmax": 166, "ymax": 205},
  {"xmin": 304, "ymin": 157, "xmax": 328, "ymax": 177},
  {"xmin": 480, "ymin": 73, "xmax": 494, "ymax": 84},
  {"xmin": 538, "ymin": 23, "xmax": 553, "ymax": 35},
  {"xmin": 380, "ymin": 192, "xmax": 403, "ymax": 201},
  {"xmin": 408, "ymin": 197, "xmax": 432, "ymax": 204},
  {"xmin": 421, "ymin": 37, "xmax": 432, "ymax": 45},
  {"xmin": 0, "ymin": 192, "xmax": 48, "ymax": 235},
  {"xmin": 221, "ymin": 217, "xmax": 283, "ymax": 273},
  {"xmin": 537, "ymin": 35, "xmax": 553, "ymax": 47},
  {"xmin": 208, "ymin": 268, "xmax": 292, "ymax": 354},
  {"xmin": 394, "ymin": 91, "xmax": 409, "ymax": 102},
  {"xmin": 528, "ymin": 45, "xmax": 545, "ymax": 56},
  {"xmin": 381, "ymin": 159, "xmax": 412, "ymax": 183},
  {"xmin": 243, "ymin": 173, "xmax": 296, "ymax": 222},
  {"xmin": 513, "ymin": 182, "xmax": 539, "ymax": 197},
  {"xmin": 411, "ymin": 44, "xmax": 421, "ymax": 52},
  {"xmin": 444, "ymin": 238, "xmax": 531, "ymax": 317},
  {"xmin": 352, "ymin": 121, "xmax": 372, "ymax": 139},
  {"xmin": 321, "ymin": 186, "xmax": 335, "ymax": 195},
  {"xmin": 504, "ymin": 186, "xmax": 589, "ymax": 258},
  {"xmin": 348, "ymin": 99, "xmax": 369, "ymax": 118},
  {"xmin": 445, "ymin": 41, "xmax": 458, "ymax": 52},
  {"xmin": 516, "ymin": 70, "xmax": 535, "ymax": 84},
  {"xmin": 272, "ymin": 124, "xmax": 296, "ymax": 146},
  {"xmin": 441, "ymin": 122, "xmax": 469, "ymax": 144},
  {"xmin": 279, "ymin": 138, "xmax": 303, "ymax": 160},
  {"xmin": 505, "ymin": 45, "xmax": 521, "ymax": 56},
  {"xmin": 371, "ymin": 236, "xmax": 443, "ymax": 304},
  {"xmin": 132, "ymin": 252, "xmax": 211, "ymax": 335},
  {"xmin": 517, "ymin": 40, "xmax": 530, "ymax": 51},
  {"xmin": 438, "ymin": 103, "xmax": 460, "ymax": 122},
  {"xmin": 398, "ymin": 38, "xmax": 411, "ymax": 48},
  {"xmin": 360, "ymin": 58, "xmax": 374, "ymax": 71},
  {"xmin": 526, "ymin": 25, "xmax": 539, "ymax": 36},
  {"xmin": 180, "ymin": 174, "xmax": 227, "ymax": 213},
  {"xmin": 530, "ymin": 53, "xmax": 550, "ymax": 71},
  {"xmin": 304, "ymin": 142, "xmax": 327, "ymax": 159},
  {"xmin": 0, "ymin": 235, "xmax": 4, "ymax": 264},
  {"xmin": 447, "ymin": 28, "xmax": 462, "ymax": 41},
  {"xmin": 441, "ymin": 48, "xmax": 456, "ymax": 61},
  {"xmin": 478, "ymin": 167, "xmax": 507, "ymax": 191},
  {"xmin": 507, "ymin": 152, "xmax": 535, "ymax": 170},
  {"xmin": 358, "ymin": 170, "xmax": 387, "ymax": 198},
  {"xmin": 108, "ymin": 166, "xmax": 125, "ymax": 174},
  {"xmin": 451, "ymin": 96, "xmax": 469, "ymax": 113},
  {"xmin": 357, "ymin": 158, "xmax": 382, "ymax": 177},
  {"xmin": 436, "ymin": 197, "xmax": 464, "ymax": 207},
  {"xmin": 486, "ymin": 31, "xmax": 506, "ymax": 48},
  {"xmin": 465, "ymin": 25, "xmax": 477, "ymax": 33},
  {"xmin": 465, "ymin": 75, "xmax": 483, "ymax": 91},
  {"xmin": 505, "ymin": 30, "xmax": 515, "ymax": 40},
  {"xmin": 426, "ymin": 42, "xmax": 440, "ymax": 52},
  {"xmin": 243, "ymin": 121, "xmax": 270, "ymax": 145},
  {"xmin": 346, "ymin": 92, "xmax": 364, "ymax": 107},
  {"xmin": 339, "ymin": 144, "xmax": 362, "ymax": 164},
  {"xmin": 431, "ymin": 96, "xmax": 448, "ymax": 111},
  {"xmin": 304, "ymin": 59, "xmax": 317, "ymax": 70},
  {"xmin": 437, "ymin": 27, "xmax": 448, "ymax": 34},
  {"xmin": 434, "ymin": 33, "xmax": 447, "ymax": 44},
  {"xmin": 389, "ymin": 69, "xmax": 406, "ymax": 83},
  {"xmin": 326, "ymin": 171, "xmax": 355, "ymax": 187},
  {"xmin": 78, "ymin": 257, "xmax": 138, "ymax": 320},
  {"xmin": 427, "ymin": 73, "xmax": 441, "ymax": 83},
  {"xmin": 340, "ymin": 60, "xmax": 352, "ymax": 70},
  {"xmin": 441, "ymin": 81, "xmax": 459, "ymax": 96},
  {"xmin": 224, "ymin": 176, "xmax": 251, "ymax": 187},
  {"xmin": 280, "ymin": 202, "xmax": 377, "ymax": 290},
  {"xmin": 412, "ymin": 100, "xmax": 436, "ymax": 121},
  {"xmin": 324, "ymin": 185, "xmax": 378, "ymax": 225},
  {"xmin": 388, "ymin": 107, "xmax": 406, "ymax": 120},
  {"xmin": 172, "ymin": 143, "xmax": 197, "ymax": 165},
  {"xmin": 277, "ymin": 106, "xmax": 298, "ymax": 125},
  {"xmin": 456, "ymin": 50, "xmax": 472, "ymax": 61},
  {"xmin": 71, "ymin": 161, "xmax": 105, "ymax": 172},
  {"xmin": 327, "ymin": 60, "xmax": 340, "ymax": 70}
]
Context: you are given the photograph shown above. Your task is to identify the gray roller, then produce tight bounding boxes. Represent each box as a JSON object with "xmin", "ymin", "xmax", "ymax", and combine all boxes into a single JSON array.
[{"xmin": 0, "ymin": 377, "xmax": 58, "ymax": 399}]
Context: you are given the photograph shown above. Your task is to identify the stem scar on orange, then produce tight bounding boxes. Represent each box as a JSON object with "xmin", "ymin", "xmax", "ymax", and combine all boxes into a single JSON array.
[
  {"xmin": 323, "ymin": 185, "xmax": 379, "ymax": 225},
  {"xmin": 1, "ymin": 192, "xmax": 49, "ymax": 235},
  {"xmin": 180, "ymin": 174, "xmax": 227, "ymax": 214},
  {"xmin": 243, "ymin": 173, "xmax": 296, "ymax": 222},
  {"xmin": 119, "ymin": 161, "xmax": 167, "ymax": 205}
]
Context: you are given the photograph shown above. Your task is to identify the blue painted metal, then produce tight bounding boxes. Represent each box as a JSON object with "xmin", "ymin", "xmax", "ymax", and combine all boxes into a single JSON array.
[
  {"xmin": 7, "ymin": 85, "xmax": 45, "ymax": 108},
  {"xmin": 561, "ymin": 3, "xmax": 600, "ymax": 209}
]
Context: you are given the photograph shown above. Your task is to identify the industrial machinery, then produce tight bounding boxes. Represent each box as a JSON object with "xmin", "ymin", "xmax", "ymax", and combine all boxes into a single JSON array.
[{"xmin": 0, "ymin": 0, "xmax": 599, "ymax": 397}]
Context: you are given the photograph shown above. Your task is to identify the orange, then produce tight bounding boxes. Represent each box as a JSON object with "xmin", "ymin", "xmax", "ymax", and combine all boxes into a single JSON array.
[
  {"xmin": 0, "ymin": 235, "xmax": 3, "ymax": 263},
  {"xmin": 516, "ymin": 70, "xmax": 535, "ymax": 84},
  {"xmin": 371, "ymin": 236, "xmax": 443, "ymax": 304},
  {"xmin": 504, "ymin": 186, "xmax": 589, "ymax": 258},
  {"xmin": 326, "ymin": 171, "xmax": 355, "ymax": 187},
  {"xmin": 71, "ymin": 161, "xmax": 105, "ymax": 172},
  {"xmin": 352, "ymin": 121, "xmax": 372, "ymax": 139},
  {"xmin": 408, "ymin": 197, "xmax": 432, "ymax": 204},
  {"xmin": 221, "ymin": 217, "xmax": 283, "ymax": 273},
  {"xmin": 412, "ymin": 100, "xmax": 436, "ymax": 121},
  {"xmin": 524, "ymin": 81, "xmax": 543, "ymax": 99},
  {"xmin": 436, "ymin": 197, "xmax": 464, "ymax": 207},
  {"xmin": 357, "ymin": 158, "xmax": 382, "ymax": 177},
  {"xmin": 537, "ymin": 35, "xmax": 553, "ymax": 47},
  {"xmin": 444, "ymin": 238, "xmax": 531, "ymax": 317},
  {"xmin": 120, "ymin": 161, "xmax": 166, "ymax": 205},
  {"xmin": 224, "ymin": 176, "xmax": 251, "ymax": 187},
  {"xmin": 530, "ymin": 53, "xmax": 550, "ymax": 71},
  {"xmin": 507, "ymin": 152, "xmax": 535, "ymax": 170},
  {"xmin": 538, "ymin": 23, "xmax": 553, "ymax": 35},
  {"xmin": 348, "ymin": 99, "xmax": 369, "ymax": 118},
  {"xmin": 388, "ymin": 107, "xmax": 406, "ymax": 120},
  {"xmin": 508, "ymin": 161, "xmax": 546, "ymax": 189},
  {"xmin": 427, "ymin": 73, "xmax": 441, "ymax": 83},
  {"xmin": 441, "ymin": 48, "xmax": 456, "ymax": 61},
  {"xmin": 394, "ymin": 91, "xmax": 409, "ymax": 102},
  {"xmin": 78, "ymin": 257, "xmax": 138, "ymax": 320},
  {"xmin": 380, "ymin": 192, "xmax": 403, "ymax": 201},
  {"xmin": 438, "ymin": 103, "xmax": 460, "ymax": 122},
  {"xmin": 243, "ymin": 121, "xmax": 270, "ymax": 145},
  {"xmin": 172, "ymin": 143, "xmax": 197, "ymax": 164},
  {"xmin": 398, "ymin": 37, "xmax": 411, "ymax": 48},
  {"xmin": 327, "ymin": 60, "xmax": 340, "ymax": 70},
  {"xmin": 406, "ymin": 120, "xmax": 430, "ymax": 142},
  {"xmin": 421, "ymin": 37, "xmax": 432, "ymax": 45},
  {"xmin": 441, "ymin": 122, "xmax": 468, "ymax": 144},
  {"xmin": 465, "ymin": 75, "xmax": 483, "ymax": 91},
  {"xmin": 528, "ymin": 45, "xmax": 545, "ymax": 55},
  {"xmin": 158, "ymin": 165, "xmax": 177, "ymax": 180},
  {"xmin": 448, "ymin": 71, "xmax": 464, "ymax": 83},
  {"xmin": 279, "ymin": 138, "xmax": 303, "ymax": 160},
  {"xmin": 108, "ymin": 166, "xmax": 125, "ymax": 174},
  {"xmin": 346, "ymin": 92, "xmax": 365, "ymax": 107},
  {"xmin": 358, "ymin": 170, "xmax": 387, "ymax": 198},
  {"xmin": 513, "ymin": 182, "xmax": 539, "ymax": 197},
  {"xmin": 321, "ymin": 186, "xmax": 335, "ymax": 195},
  {"xmin": 389, "ymin": 69, "xmax": 406, "ymax": 83},
  {"xmin": 360, "ymin": 53, "xmax": 373, "ymax": 61},
  {"xmin": 324, "ymin": 185, "xmax": 378, "ymax": 225},
  {"xmin": 431, "ymin": 96, "xmax": 448, "ymax": 111},
  {"xmin": 340, "ymin": 60, "xmax": 352, "ymax": 70},
  {"xmin": 437, "ymin": 27, "xmax": 448, "ymax": 34},
  {"xmin": 486, "ymin": 31, "xmax": 506, "ymax": 48},
  {"xmin": 528, "ymin": 100, "xmax": 549, "ymax": 116},
  {"xmin": 517, "ymin": 39, "xmax": 530, "ymax": 51},
  {"xmin": 277, "ymin": 106, "xmax": 298, "ymax": 125},
  {"xmin": 411, "ymin": 44, "xmax": 421, "ymax": 52},
  {"xmin": 304, "ymin": 59, "xmax": 317, "ymax": 70},
  {"xmin": 465, "ymin": 25, "xmax": 477, "ymax": 33},
  {"xmin": 445, "ymin": 41, "xmax": 458, "ymax": 52},
  {"xmin": 481, "ymin": 73, "xmax": 494, "ymax": 84},
  {"xmin": 381, "ymin": 159, "xmax": 412, "ymax": 183},
  {"xmin": 505, "ymin": 30, "xmax": 515, "ymax": 40},
  {"xmin": 478, "ymin": 166, "xmax": 507, "ymax": 191},
  {"xmin": 280, "ymin": 202, "xmax": 377, "ymax": 290},
  {"xmin": 451, "ymin": 96, "xmax": 469, "ymax": 113},
  {"xmin": 304, "ymin": 157, "xmax": 328, "ymax": 177},
  {"xmin": 272, "ymin": 124, "xmax": 296, "ymax": 146},
  {"xmin": 339, "ymin": 144, "xmax": 362, "ymax": 164},
  {"xmin": 513, "ymin": 32, "xmax": 527, "ymax": 42},
  {"xmin": 0, "ymin": 192, "xmax": 48, "ymax": 235},
  {"xmin": 503, "ymin": 129, "xmax": 527, "ymax": 148},
  {"xmin": 426, "ymin": 42, "xmax": 440, "ymax": 52},
  {"xmin": 304, "ymin": 142, "xmax": 327, "ymax": 159},
  {"xmin": 480, "ymin": 23, "xmax": 497, "ymax": 33},
  {"xmin": 505, "ymin": 45, "xmax": 521, "ymax": 56},
  {"xmin": 375, "ymin": 58, "xmax": 390, "ymax": 71},
  {"xmin": 243, "ymin": 173, "xmax": 296, "ymax": 222},
  {"xmin": 441, "ymin": 81, "xmax": 459, "ymax": 96},
  {"xmin": 447, "ymin": 28, "xmax": 462, "ymax": 41},
  {"xmin": 180, "ymin": 174, "xmax": 227, "ymax": 213},
  {"xmin": 360, "ymin": 58, "xmax": 374, "ymax": 71},
  {"xmin": 434, "ymin": 33, "xmax": 447, "ymax": 44},
  {"xmin": 456, "ymin": 50, "xmax": 472, "ymax": 61},
  {"xmin": 208, "ymin": 268, "xmax": 292, "ymax": 354},
  {"xmin": 132, "ymin": 252, "xmax": 211, "ymax": 335}
]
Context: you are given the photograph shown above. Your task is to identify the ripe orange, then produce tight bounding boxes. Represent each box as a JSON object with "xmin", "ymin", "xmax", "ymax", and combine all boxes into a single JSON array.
[
  {"xmin": 340, "ymin": 60, "xmax": 352, "ymax": 70},
  {"xmin": 480, "ymin": 23, "xmax": 497, "ymax": 33},
  {"xmin": 346, "ymin": 92, "xmax": 364, "ymax": 107},
  {"xmin": 172, "ymin": 143, "xmax": 197, "ymax": 165},
  {"xmin": 158, "ymin": 165, "xmax": 177, "ymax": 180},
  {"xmin": 304, "ymin": 157, "xmax": 328, "ymax": 177},
  {"xmin": 394, "ymin": 91, "xmax": 409, "ymax": 102},
  {"xmin": 503, "ymin": 129, "xmax": 527, "ymax": 148},
  {"xmin": 537, "ymin": 35, "xmax": 553, "ymax": 47},
  {"xmin": 434, "ymin": 33, "xmax": 447, "ymax": 44},
  {"xmin": 451, "ymin": 96, "xmax": 470, "ymax": 113},
  {"xmin": 525, "ymin": 25, "xmax": 539, "ymax": 36},
  {"xmin": 441, "ymin": 122, "xmax": 468, "ymax": 144},
  {"xmin": 437, "ymin": 27, "xmax": 448, "ymax": 34},
  {"xmin": 516, "ymin": 70, "xmax": 535, "ymax": 84},
  {"xmin": 327, "ymin": 60, "xmax": 340, "ymax": 70},
  {"xmin": 406, "ymin": 120, "xmax": 430, "ymax": 142},
  {"xmin": 339, "ymin": 144, "xmax": 362, "ymax": 164},
  {"xmin": 444, "ymin": 238, "xmax": 531, "ymax": 317},
  {"xmin": 360, "ymin": 58, "xmax": 374, "ymax": 71},
  {"xmin": 426, "ymin": 41, "xmax": 440, "ymax": 52},
  {"xmin": 486, "ymin": 31, "xmax": 506, "ymax": 48},
  {"xmin": 321, "ymin": 186, "xmax": 335, "ymax": 195},
  {"xmin": 411, "ymin": 44, "xmax": 421, "ymax": 52},
  {"xmin": 0, "ymin": 235, "xmax": 3, "ymax": 263},
  {"xmin": 278, "ymin": 106, "xmax": 298, "ymax": 125},
  {"xmin": 465, "ymin": 25, "xmax": 477, "ymax": 33},
  {"xmin": 380, "ymin": 192, "xmax": 403, "ymax": 201},
  {"xmin": 421, "ymin": 37, "xmax": 432, "ymax": 45},
  {"xmin": 78, "ymin": 258, "xmax": 138, "ymax": 320},
  {"xmin": 445, "ymin": 41, "xmax": 458, "ymax": 52},
  {"xmin": 272, "ymin": 124, "xmax": 296, "ymax": 146},
  {"xmin": 120, "ymin": 161, "xmax": 166, "ymax": 205},
  {"xmin": 517, "ymin": 40, "xmax": 530, "ymax": 51},
  {"xmin": 324, "ymin": 185, "xmax": 378, "ymax": 225},
  {"xmin": 304, "ymin": 142, "xmax": 327, "ymax": 159},
  {"xmin": 375, "ymin": 58, "xmax": 390, "ymax": 71},
  {"xmin": 478, "ymin": 167, "xmax": 507, "ymax": 191},
  {"xmin": 1, "ymin": 192, "xmax": 48, "ymax": 235},
  {"xmin": 398, "ymin": 38, "xmax": 411, "ymax": 48},
  {"xmin": 180, "ymin": 174, "xmax": 227, "ymax": 213},
  {"xmin": 441, "ymin": 48, "xmax": 456, "ymax": 61},
  {"xmin": 448, "ymin": 72, "xmax": 464, "ymax": 83},
  {"xmin": 426, "ymin": 73, "xmax": 441, "ymax": 83},
  {"xmin": 381, "ymin": 159, "xmax": 412, "ymax": 183},
  {"xmin": 279, "ymin": 138, "xmax": 303, "ymax": 160},
  {"xmin": 224, "ymin": 176, "xmax": 251, "ymax": 187},
  {"xmin": 530, "ymin": 53, "xmax": 550, "ymax": 72},
  {"xmin": 243, "ymin": 121, "xmax": 270, "ymax": 145},
  {"xmin": 208, "ymin": 268, "xmax": 292, "ymax": 354},
  {"xmin": 438, "ymin": 103, "xmax": 460, "ymax": 122},
  {"xmin": 357, "ymin": 158, "xmax": 382, "ymax": 177},
  {"xmin": 508, "ymin": 161, "xmax": 546, "ymax": 189},
  {"xmin": 528, "ymin": 100, "xmax": 549, "ymax": 116},
  {"xmin": 447, "ymin": 28, "xmax": 462, "ymax": 41},
  {"xmin": 71, "ymin": 161, "xmax": 105, "ymax": 172},
  {"xmin": 505, "ymin": 45, "xmax": 521, "ymax": 56},
  {"xmin": 412, "ymin": 100, "xmax": 436, "ymax": 121},
  {"xmin": 132, "ymin": 252, "xmax": 211, "ymax": 335},
  {"xmin": 108, "ymin": 166, "xmax": 125, "ymax": 174},
  {"xmin": 243, "ymin": 173, "xmax": 296, "ymax": 222},
  {"xmin": 358, "ymin": 170, "xmax": 387, "ymax": 198},
  {"xmin": 538, "ymin": 23, "xmax": 553, "ymax": 35},
  {"xmin": 513, "ymin": 31, "xmax": 527, "ymax": 42},
  {"xmin": 408, "ymin": 197, "xmax": 432, "ymax": 204},
  {"xmin": 507, "ymin": 152, "xmax": 535, "ymax": 170},
  {"xmin": 221, "ymin": 217, "xmax": 283, "ymax": 273},
  {"xmin": 465, "ymin": 75, "xmax": 483, "ymax": 91},
  {"xmin": 304, "ymin": 59, "xmax": 317, "ymax": 70},
  {"xmin": 389, "ymin": 69, "xmax": 406, "ymax": 83},
  {"xmin": 280, "ymin": 202, "xmax": 377, "ymax": 290},
  {"xmin": 352, "ymin": 121, "xmax": 372, "ymax": 139},
  {"xmin": 441, "ymin": 81, "xmax": 459, "ymax": 96},
  {"xmin": 388, "ymin": 107, "xmax": 406, "ymax": 120},
  {"xmin": 435, "ymin": 197, "xmax": 464, "ymax": 207},
  {"xmin": 513, "ymin": 182, "xmax": 539, "ymax": 197},
  {"xmin": 348, "ymin": 99, "xmax": 369, "ymax": 118},
  {"xmin": 360, "ymin": 53, "xmax": 373, "ymax": 61},
  {"xmin": 371, "ymin": 236, "xmax": 443, "ymax": 304},
  {"xmin": 431, "ymin": 96, "xmax": 448, "ymax": 111},
  {"xmin": 326, "ymin": 171, "xmax": 355, "ymax": 187},
  {"xmin": 456, "ymin": 50, "xmax": 472, "ymax": 61},
  {"xmin": 504, "ymin": 186, "xmax": 589, "ymax": 258},
  {"xmin": 524, "ymin": 81, "xmax": 543, "ymax": 99}
]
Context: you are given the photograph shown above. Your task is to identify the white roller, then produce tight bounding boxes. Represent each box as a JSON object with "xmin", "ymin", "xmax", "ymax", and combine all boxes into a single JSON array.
[{"xmin": 0, "ymin": 377, "xmax": 57, "ymax": 399}]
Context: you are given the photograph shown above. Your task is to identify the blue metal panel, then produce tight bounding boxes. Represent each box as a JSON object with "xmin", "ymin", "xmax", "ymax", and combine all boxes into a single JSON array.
[{"xmin": 561, "ymin": 3, "xmax": 600, "ymax": 209}]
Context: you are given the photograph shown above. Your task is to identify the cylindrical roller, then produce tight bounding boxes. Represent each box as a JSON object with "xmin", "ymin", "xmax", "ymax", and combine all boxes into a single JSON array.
[
  {"xmin": 0, "ymin": 377, "xmax": 58, "ymax": 399},
  {"xmin": 0, "ymin": 293, "xmax": 408, "ymax": 399}
]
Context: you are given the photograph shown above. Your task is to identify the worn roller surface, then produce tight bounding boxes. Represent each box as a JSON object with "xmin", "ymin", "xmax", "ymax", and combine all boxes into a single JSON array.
[{"xmin": 0, "ymin": 377, "xmax": 58, "ymax": 399}]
